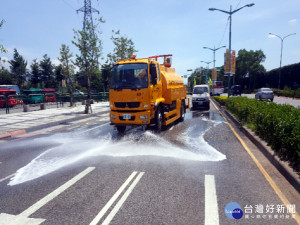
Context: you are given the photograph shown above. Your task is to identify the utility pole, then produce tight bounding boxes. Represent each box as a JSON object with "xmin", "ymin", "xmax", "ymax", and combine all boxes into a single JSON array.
[
  {"xmin": 76, "ymin": 0, "xmax": 99, "ymax": 114},
  {"xmin": 77, "ymin": 0, "xmax": 99, "ymax": 32}
]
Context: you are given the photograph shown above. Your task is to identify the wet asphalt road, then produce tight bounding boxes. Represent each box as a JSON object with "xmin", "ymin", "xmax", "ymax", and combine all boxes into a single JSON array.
[{"xmin": 0, "ymin": 102, "xmax": 299, "ymax": 225}]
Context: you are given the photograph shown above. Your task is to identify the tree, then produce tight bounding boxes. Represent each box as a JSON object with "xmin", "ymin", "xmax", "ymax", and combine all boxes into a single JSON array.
[
  {"xmin": 0, "ymin": 67, "xmax": 13, "ymax": 84},
  {"xmin": 58, "ymin": 44, "xmax": 75, "ymax": 106},
  {"xmin": 72, "ymin": 21, "xmax": 103, "ymax": 113},
  {"xmin": 54, "ymin": 64, "xmax": 64, "ymax": 90},
  {"xmin": 107, "ymin": 30, "xmax": 137, "ymax": 65},
  {"xmin": 30, "ymin": 59, "xmax": 41, "ymax": 88},
  {"xmin": 0, "ymin": 19, "xmax": 7, "ymax": 55},
  {"xmin": 235, "ymin": 49, "xmax": 266, "ymax": 91},
  {"xmin": 8, "ymin": 48, "xmax": 27, "ymax": 89},
  {"xmin": 40, "ymin": 54, "xmax": 55, "ymax": 88}
]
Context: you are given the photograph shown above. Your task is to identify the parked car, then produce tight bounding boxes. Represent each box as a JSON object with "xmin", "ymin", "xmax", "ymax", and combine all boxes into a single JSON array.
[
  {"xmin": 73, "ymin": 90, "xmax": 85, "ymax": 96},
  {"xmin": 255, "ymin": 88, "xmax": 274, "ymax": 101},
  {"xmin": 231, "ymin": 85, "xmax": 242, "ymax": 96},
  {"xmin": 192, "ymin": 85, "xmax": 210, "ymax": 110}
]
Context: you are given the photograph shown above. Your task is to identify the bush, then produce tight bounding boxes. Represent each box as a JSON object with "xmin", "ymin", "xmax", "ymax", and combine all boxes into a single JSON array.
[
  {"xmin": 214, "ymin": 96, "xmax": 228, "ymax": 106},
  {"xmin": 224, "ymin": 97, "xmax": 300, "ymax": 172},
  {"xmin": 273, "ymin": 87, "xmax": 300, "ymax": 98}
]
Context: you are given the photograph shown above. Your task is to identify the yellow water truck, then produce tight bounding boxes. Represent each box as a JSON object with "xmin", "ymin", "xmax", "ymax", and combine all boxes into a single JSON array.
[{"xmin": 109, "ymin": 54, "xmax": 189, "ymax": 133}]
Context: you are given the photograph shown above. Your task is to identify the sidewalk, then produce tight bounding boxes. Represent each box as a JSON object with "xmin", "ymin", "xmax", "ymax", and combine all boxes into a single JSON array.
[{"xmin": 0, "ymin": 102, "xmax": 110, "ymax": 139}]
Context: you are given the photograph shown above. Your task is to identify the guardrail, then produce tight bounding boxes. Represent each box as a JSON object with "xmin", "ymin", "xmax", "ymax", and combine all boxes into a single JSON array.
[{"xmin": 0, "ymin": 92, "xmax": 109, "ymax": 114}]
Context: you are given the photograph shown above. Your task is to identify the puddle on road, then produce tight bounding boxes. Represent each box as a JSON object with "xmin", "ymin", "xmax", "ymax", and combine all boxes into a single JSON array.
[{"xmin": 9, "ymin": 116, "xmax": 226, "ymax": 186}]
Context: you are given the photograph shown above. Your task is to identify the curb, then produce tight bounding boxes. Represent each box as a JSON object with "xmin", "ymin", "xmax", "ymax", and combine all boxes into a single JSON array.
[
  {"xmin": 0, "ymin": 110, "xmax": 109, "ymax": 139},
  {"xmin": 0, "ymin": 129, "xmax": 27, "ymax": 139},
  {"xmin": 212, "ymin": 98, "xmax": 300, "ymax": 193}
]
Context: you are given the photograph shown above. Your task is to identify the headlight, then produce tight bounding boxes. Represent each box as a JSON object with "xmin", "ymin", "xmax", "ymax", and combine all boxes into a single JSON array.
[
  {"xmin": 192, "ymin": 97, "xmax": 197, "ymax": 101},
  {"xmin": 139, "ymin": 115, "xmax": 149, "ymax": 119},
  {"xmin": 143, "ymin": 104, "xmax": 149, "ymax": 108},
  {"xmin": 110, "ymin": 114, "xmax": 116, "ymax": 119}
]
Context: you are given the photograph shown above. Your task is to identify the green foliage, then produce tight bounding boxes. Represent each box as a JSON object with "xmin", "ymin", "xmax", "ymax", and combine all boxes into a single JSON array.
[
  {"xmin": 72, "ymin": 21, "xmax": 103, "ymax": 113},
  {"xmin": 106, "ymin": 30, "xmax": 137, "ymax": 65},
  {"xmin": 213, "ymin": 96, "xmax": 228, "ymax": 106},
  {"xmin": 0, "ymin": 19, "xmax": 7, "ymax": 54},
  {"xmin": 40, "ymin": 54, "xmax": 55, "ymax": 88},
  {"xmin": 8, "ymin": 49, "xmax": 27, "ymax": 88},
  {"xmin": 235, "ymin": 49, "xmax": 266, "ymax": 91},
  {"xmin": 58, "ymin": 44, "xmax": 76, "ymax": 106},
  {"xmin": 224, "ymin": 97, "xmax": 300, "ymax": 171},
  {"xmin": 265, "ymin": 63, "xmax": 300, "ymax": 89},
  {"xmin": 272, "ymin": 87, "xmax": 300, "ymax": 98},
  {"xmin": 30, "ymin": 59, "xmax": 41, "ymax": 88},
  {"xmin": 0, "ymin": 67, "xmax": 13, "ymax": 84}
]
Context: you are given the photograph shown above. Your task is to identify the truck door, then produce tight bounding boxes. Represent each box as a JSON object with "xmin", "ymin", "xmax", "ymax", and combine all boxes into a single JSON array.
[{"xmin": 150, "ymin": 63, "xmax": 162, "ymax": 103}]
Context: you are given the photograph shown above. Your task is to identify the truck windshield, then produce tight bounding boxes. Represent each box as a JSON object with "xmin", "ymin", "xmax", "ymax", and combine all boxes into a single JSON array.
[{"xmin": 110, "ymin": 63, "xmax": 148, "ymax": 89}]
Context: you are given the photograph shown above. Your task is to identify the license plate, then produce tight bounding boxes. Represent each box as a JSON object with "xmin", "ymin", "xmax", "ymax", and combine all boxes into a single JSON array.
[
  {"xmin": 123, "ymin": 114, "xmax": 131, "ymax": 119},
  {"xmin": 198, "ymin": 102, "xmax": 203, "ymax": 105}
]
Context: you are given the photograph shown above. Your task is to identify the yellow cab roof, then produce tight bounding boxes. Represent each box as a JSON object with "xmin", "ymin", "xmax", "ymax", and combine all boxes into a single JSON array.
[{"xmin": 116, "ymin": 58, "xmax": 155, "ymax": 65}]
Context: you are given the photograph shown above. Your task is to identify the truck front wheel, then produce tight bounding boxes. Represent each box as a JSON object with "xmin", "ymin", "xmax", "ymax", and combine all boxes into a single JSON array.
[
  {"xmin": 116, "ymin": 125, "xmax": 126, "ymax": 133},
  {"xmin": 155, "ymin": 106, "xmax": 163, "ymax": 132}
]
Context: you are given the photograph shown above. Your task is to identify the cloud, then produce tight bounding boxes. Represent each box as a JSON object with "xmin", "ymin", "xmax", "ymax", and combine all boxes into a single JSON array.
[
  {"xmin": 288, "ymin": 19, "xmax": 297, "ymax": 23},
  {"xmin": 52, "ymin": 59, "xmax": 61, "ymax": 66}
]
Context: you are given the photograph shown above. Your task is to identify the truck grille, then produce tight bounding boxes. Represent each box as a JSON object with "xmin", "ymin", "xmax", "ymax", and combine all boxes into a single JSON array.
[{"xmin": 115, "ymin": 102, "xmax": 140, "ymax": 108}]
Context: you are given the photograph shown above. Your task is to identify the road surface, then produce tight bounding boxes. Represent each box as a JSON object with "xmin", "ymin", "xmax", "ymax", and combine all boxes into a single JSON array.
[{"xmin": 0, "ymin": 101, "xmax": 299, "ymax": 225}]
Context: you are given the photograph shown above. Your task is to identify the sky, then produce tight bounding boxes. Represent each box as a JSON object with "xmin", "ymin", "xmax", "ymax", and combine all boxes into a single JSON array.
[{"xmin": 0, "ymin": 0, "xmax": 299, "ymax": 82}]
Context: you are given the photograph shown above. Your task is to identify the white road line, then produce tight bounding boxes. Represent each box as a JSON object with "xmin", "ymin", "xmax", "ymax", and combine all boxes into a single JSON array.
[
  {"xmin": 0, "ymin": 173, "xmax": 15, "ymax": 183},
  {"xmin": 19, "ymin": 167, "xmax": 95, "ymax": 218},
  {"xmin": 89, "ymin": 171, "xmax": 138, "ymax": 225},
  {"xmin": 101, "ymin": 172, "xmax": 144, "ymax": 225},
  {"xmin": 205, "ymin": 175, "xmax": 219, "ymax": 225}
]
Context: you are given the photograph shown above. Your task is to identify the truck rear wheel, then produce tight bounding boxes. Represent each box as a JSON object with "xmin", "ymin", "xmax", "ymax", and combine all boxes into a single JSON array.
[
  {"xmin": 155, "ymin": 106, "xmax": 163, "ymax": 132},
  {"xmin": 179, "ymin": 102, "xmax": 185, "ymax": 122},
  {"xmin": 116, "ymin": 125, "xmax": 126, "ymax": 133}
]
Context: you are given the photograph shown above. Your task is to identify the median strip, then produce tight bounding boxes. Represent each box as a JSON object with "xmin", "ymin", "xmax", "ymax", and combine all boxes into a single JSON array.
[{"xmin": 211, "ymin": 99, "xmax": 300, "ymax": 223}]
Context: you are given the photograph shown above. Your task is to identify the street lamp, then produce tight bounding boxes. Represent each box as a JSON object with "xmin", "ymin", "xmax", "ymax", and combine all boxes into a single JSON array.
[
  {"xmin": 203, "ymin": 46, "xmax": 226, "ymax": 69},
  {"xmin": 269, "ymin": 32, "xmax": 296, "ymax": 89},
  {"xmin": 200, "ymin": 61, "xmax": 213, "ymax": 84},
  {"xmin": 209, "ymin": 3, "xmax": 255, "ymax": 97}
]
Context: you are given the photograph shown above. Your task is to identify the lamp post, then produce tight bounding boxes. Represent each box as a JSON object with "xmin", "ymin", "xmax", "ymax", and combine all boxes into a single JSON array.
[
  {"xmin": 209, "ymin": 3, "xmax": 255, "ymax": 97},
  {"xmin": 203, "ymin": 46, "xmax": 226, "ymax": 69},
  {"xmin": 200, "ymin": 61, "xmax": 213, "ymax": 84},
  {"xmin": 269, "ymin": 32, "xmax": 296, "ymax": 89}
]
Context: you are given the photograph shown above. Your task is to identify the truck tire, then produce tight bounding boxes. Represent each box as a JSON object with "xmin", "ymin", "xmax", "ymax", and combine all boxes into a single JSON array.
[
  {"xmin": 116, "ymin": 125, "xmax": 126, "ymax": 133},
  {"xmin": 179, "ymin": 102, "xmax": 185, "ymax": 122},
  {"xmin": 154, "ymin": 106, "xmax": 163, "ymax": 132}
]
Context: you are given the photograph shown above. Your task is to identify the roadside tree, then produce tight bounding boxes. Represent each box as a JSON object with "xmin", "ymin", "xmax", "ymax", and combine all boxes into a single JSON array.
[
  {"xmin": 8, "ymin": 48, "xmax": 27, "ymax": 89},
  {"xmin": 59, "ymin": 44, "xmax": 76, "ymax": 106},
  {"xmin": 106, "ymin": 30, "xmax": 137, "ymax": 65},
  {"xmin": 72, "ymin": 21, "xmax": 102, "ymax": 113},
  {"xmin": 30, "ymin": 59, "xmax": 41, "ymax": 88},
  {"xmin": 235, "ymin": 49, "xmax": 266, "ymax": 91},
  {"xmin": 40, "ymin": 54, "xmax": 55, "ymax": 88}
]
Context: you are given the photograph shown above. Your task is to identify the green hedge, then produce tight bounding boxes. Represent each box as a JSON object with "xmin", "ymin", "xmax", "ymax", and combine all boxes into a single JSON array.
[
  {"xmin": 273, "ymin": 87, "xmax": 300, "ymax": 99},
  {"xmin": 214, "ymin": 96, "xmax": 300, "ymax": 172}
]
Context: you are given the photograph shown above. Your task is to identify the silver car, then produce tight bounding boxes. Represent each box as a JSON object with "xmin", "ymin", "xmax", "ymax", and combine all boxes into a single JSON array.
[{"xmin": 255, "ymin": 88, "xmax": 274, "ymax": 101}]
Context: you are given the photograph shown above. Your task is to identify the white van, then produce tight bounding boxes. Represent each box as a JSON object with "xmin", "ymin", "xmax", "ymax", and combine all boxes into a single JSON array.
[{"xmin": 192, "ymin": 85, "xmax": 210, "ymax": 110}]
